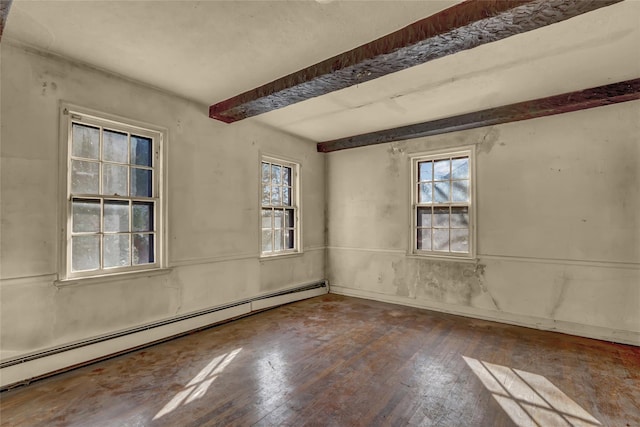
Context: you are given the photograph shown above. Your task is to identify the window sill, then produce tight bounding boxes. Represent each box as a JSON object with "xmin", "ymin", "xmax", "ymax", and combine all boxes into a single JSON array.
[
  {"xmin": 259, "ymin": 251, "xmax": 303, "ymax": 261},
  {"xmin": 406, "ymin": 253, "xmax": 478, "ymax": 264},
  {"xmin": 54, "ymin": 267, "xmax": 173, "ymax": 288}
]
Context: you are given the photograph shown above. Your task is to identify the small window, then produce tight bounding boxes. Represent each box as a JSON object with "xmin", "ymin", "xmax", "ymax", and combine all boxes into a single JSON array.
[
  {"xmin": 61, "ymin": 106, "xmax": 165, "ymax": 279},
  {"xmin": 412, "ymin": 149, "xmax": 474, "ymax": 258},
  {"xmin": 261, "ymin": 157, "xmax": 299, "ymax": 256}
]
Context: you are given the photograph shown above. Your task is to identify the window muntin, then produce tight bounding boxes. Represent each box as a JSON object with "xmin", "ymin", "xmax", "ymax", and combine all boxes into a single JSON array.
[
  {"xmin": 65, "ymin": 114, "xmax": 162, "ymax": 278},
  {"xmin": 261, "ymin": 158, "xmax": 298, "ymax": 255},
  {"xmin": 413, "ymin": 150, "xmax": 473, "ymax": 257}
]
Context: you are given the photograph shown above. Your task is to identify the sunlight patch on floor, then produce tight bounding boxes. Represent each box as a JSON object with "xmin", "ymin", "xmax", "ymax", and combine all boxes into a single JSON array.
[
  {"xmin": 462, "ymin": 356, "xmax": 601, "ymax": 427},
  {"xmin": 153, "ymin": 348, "xmax": 242, "ymax": 420}
]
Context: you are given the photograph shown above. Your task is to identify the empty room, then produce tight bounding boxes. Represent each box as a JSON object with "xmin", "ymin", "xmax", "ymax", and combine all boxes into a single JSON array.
[{"xmin": 0, "ymin": 0, "xmax": 638, "ymax": 425}]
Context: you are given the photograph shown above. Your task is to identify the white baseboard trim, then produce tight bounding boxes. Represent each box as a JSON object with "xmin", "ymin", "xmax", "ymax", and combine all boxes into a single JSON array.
[
  {"xmin": 329, "ymin": 285, "xmax": 639, "ymax": 347},
  {"xmin": 1, "ymin": 281, "xmax": 328, "ymax": 389},
  {"xmin": 251, "ymin": 287, "xmax": 327, "ymax": 311},
  {"xmin": 0, "ymin": 304, "xmax": 250, "ymax": 389}
]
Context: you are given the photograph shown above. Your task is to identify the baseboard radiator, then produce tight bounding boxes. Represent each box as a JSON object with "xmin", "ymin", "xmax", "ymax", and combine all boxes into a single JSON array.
[{"xmin": 0, "ymin": 280, "xmax": 328, "ymax": 390}]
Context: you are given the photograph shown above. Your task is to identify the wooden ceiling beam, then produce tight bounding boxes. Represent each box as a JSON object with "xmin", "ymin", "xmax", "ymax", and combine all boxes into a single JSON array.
[
  {"xmin": 209, "ymin": 0, "xmax": 622, "ymax": 123},
  {"xmin": 0, "ymin": 0, "xmax": 13, "ymax": 41},
  {"xmin": 316, "ymin": 79, "xmax": 640, "ymax": 153}
]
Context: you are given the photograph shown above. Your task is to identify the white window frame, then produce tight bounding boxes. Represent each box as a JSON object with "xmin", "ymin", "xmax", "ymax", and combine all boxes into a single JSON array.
[
  {"xmin": 260, "ymin": 155, "xmax": 301, "ymax": 257},
  {"xmin": 58, "ymin": 103, "xmax": 167, "ymax": 280},
  {"xmin": 410, "ymin": 147, "xmax": 476, "ymax": 259}
]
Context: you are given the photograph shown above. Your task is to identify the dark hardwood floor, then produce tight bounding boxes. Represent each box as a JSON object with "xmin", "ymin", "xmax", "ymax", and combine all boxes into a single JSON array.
[{"xmin": 1, "ymin": 294, "xmax": 638, "ymax": 426}]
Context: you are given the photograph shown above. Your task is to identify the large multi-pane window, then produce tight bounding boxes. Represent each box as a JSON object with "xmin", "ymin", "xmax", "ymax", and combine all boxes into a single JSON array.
[
  {"xmin": 63, "ymin": 107, "xmax": 164, "ymax": 278},
  {"xmin": 261, "ymin": 157, "xmax": 298, "ymax": 256},
  {"xmin": 412, "ymin": 149, "xmax": 474, "ymax": 257}
]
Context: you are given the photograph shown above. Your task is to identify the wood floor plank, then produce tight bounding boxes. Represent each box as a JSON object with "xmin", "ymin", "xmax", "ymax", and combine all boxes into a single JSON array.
[{"xmin": 1, "ymin": 294, "xmax": 638, "ymax": 426}]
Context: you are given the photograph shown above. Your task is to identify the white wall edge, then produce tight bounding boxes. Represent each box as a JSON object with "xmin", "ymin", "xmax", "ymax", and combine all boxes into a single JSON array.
[
  {"xmin": 327, "ymin": 246, "xmax": 640, "ymax": 270},
  {"xmin": 327, "ymin": 246, "xmax": 406, "ymax": 255},
  {"xmin": 169, "ymin": 253, "xmax": 257, "ymax": 268},
  {"xmin": 0, "ymin": 247, "xmax": 329, "ymax": 285},
  {"xmin": 0, "ymin": 274, "xmax": 58, "ymax": 288},
  {"xmin": 478, "ymin": 254, "xmax": 640, "ymax": 270},
  {"xmin": 169, "ymin": 246, "xmax": 326, "ymax": 268},
  {"xmin": 329, "ymin": 285, "xmax": 640, "ymax": 347}
]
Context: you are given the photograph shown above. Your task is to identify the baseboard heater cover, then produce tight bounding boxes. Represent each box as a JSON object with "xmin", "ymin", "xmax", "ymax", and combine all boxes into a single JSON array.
[{"xmin": 0, "ymin": 280, "xmax": 327, "ymax": 389}]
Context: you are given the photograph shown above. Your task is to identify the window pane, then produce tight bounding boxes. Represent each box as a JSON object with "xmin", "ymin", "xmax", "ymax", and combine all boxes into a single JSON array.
[
  {"xmin": 261, "ymin": 209, "xmax": 272, "ymax": 228},
  {"xmin": 452, "ymin": 180, "xmax": 469, "ymax": 202},
  {"xmin": 414, "ymin": 153, "xmax": 472, "ymax": 256},
  {"xmin": 131, "ymin": 136, "xmax": 152, "ymax": 167},
  {"xmin": 72, "ymin": 235, "xmax": 100, "ymax": 271},
  {"xmin": 104, "ymin": 200, "xmax": 129, "ymax": 232},
  {"xmin": 417, "ymin": 228, "xmax": 431, "ymax": 251},
  {"xmin": 285, "ymin": 229, "xmax": 295, "ymax": 249},
  {"xmin": 419, "ymin": 183, "xmax": 432, "ymax": 203},
  {"xmin": 285, "ymin": 209, "xmax": 295, "ymax": 228},
  {"xmin": 274, "ymin": 230, "xmax": 283, "ymax": 251},
  {"xmin": 72, "ymin": 123, "xmax": 100, "ymax": 160},
  {"xmin": 283, "ymin": 187, "xmax": 291, "ymax": 206},
  {"xmin": 434, "ymin": 181, "xmax": 450, "ymax": 203},
  {"xmin": 133, "ymin": 233, "xmax": 154, "ymax": 264},
  {"xmin": 104, "ymin": 234, "xmax": 130, "ymax": 268},
  {"xmin": 283, "ymin": 167, "xmax": 292, "ymax": 186},
  {"xmin": 433, "ymin": 229, "xmax": 450, "ymax": 252},
  {"xmin": 72, "ymin": 199, "xmax": 100, "ymax": 232},
  {"xmin": 71, "ymin": 160, "xmax": 99, "ymax": 194},
  {"xmin": 262, "ymin": 229, "xmax": 273, "ymax": 252},
  {"xmin": 271, "ymin": 185, "xmax": 281, "ymax": 205},
  {"xmin": 433, "ymin": 207, "xmax": 449, "ymax": 228},
  {"xmin": 103, "ymin": 164, "xmax": 128, "ymax": 196},
  {"xmin": 451, "ymin": 157, "xmax": 469, "ymax": 179},
  {"xmin": 417, "ymin": 207, "xmax": 431, "ymax": 227},
  {"xmin": 261, "ymin": 159, "xmax": 297, "ymax": 255},
  {"xmin": 274, "ymin": 209, "xmax": 283, "ymax": 228},
  {"xmin": 419, "ymin": 161, "xmax": 432, "ymax": 181},
  {"xmin": 451, "ymin": 207, "xmax": 469, "ymax": 228},
  {"xmin": 132, "ymin": 202, "xmax": 153, "ymax": 232},
  {"xmin": 262, "ymin": 184, "xmax": 271, "ymax": 206},
  {"xmin": 271, "ymin": 165, "xmax": 281, "ymax": 185},
  {"xmin": 434, "ymin": 159, "xmax": 451, "ymax": 181},
  {"xmin": 451, "ymin": 229, "xmax": 469, "ymax": 253},
  {"xmin": 103, "ymin": 130, "xmax": 128, "ymax": 163},
  {"xmin": 131, "ymin": 168, "xmax": 152, "ymax": 197}
]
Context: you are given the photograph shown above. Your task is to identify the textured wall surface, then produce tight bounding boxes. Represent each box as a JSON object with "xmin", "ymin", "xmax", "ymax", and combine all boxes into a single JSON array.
[
  {"xmin": 327, "ymin": 102, "xmax": 640, "ymax": 344},
  {"xmin": 0, "ymin": 43, "xmax": 326, "ymax": 360}
]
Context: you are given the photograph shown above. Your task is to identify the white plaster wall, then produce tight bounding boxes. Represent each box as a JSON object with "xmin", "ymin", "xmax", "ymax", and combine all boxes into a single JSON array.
[
  {"xmin": 327, "ymin": 101, "xmax": 640, "ymax": 345},
  {"xmin": 0, "ymin": 43, "xmax": 326, "ymax": 359}
]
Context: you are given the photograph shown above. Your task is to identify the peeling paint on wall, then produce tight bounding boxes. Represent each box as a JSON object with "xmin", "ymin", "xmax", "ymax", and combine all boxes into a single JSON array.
[
  {"xmin": 391, "ymin": 258, "xmax": 490, "ymax": 308},
  {"xmin": 391, "ymin": 260, "xmax": 410, "ymax": 297},
  {"xmin": 476, "ymin": 127, "xmax": 500, "ymax": 155},
  {"xmin": 386, "ymin": 142, "xmax": 406, "ymax": 178},
  {"xmin": 549, "ymin": 269, "xmax": 570, "ymax": 318},
  {"xmin": 416, "ymin": 259, "xmax": 486, "ymax": 306}
]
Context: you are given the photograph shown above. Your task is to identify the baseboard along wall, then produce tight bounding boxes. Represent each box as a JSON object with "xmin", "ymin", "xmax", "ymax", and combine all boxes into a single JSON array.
[{"xmin": 0, "ymin": 282, "xmax": 327, "ymax": 390}]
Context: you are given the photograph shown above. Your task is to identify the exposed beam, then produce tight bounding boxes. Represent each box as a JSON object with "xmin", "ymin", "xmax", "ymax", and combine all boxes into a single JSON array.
[
  {"xmin": 0, "ymin": 0, "xmax": 12, "ymax": 41},
  {"xmin": 317, "ymin": 79, "xmax": 640, "ymax": 153},
  {"xmin": 209, "ymin": 0, "xmax": 622, "ymax": 123}
]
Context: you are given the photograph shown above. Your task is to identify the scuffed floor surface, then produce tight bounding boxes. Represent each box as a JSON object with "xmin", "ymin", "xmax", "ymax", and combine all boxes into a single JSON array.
[{"xmin": 1, "ymin": 294, "xmax": 639, "ymax": 426}]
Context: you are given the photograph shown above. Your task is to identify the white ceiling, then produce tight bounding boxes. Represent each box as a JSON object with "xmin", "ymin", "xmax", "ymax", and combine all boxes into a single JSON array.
[
  {"xmin": 4, "ymin": 0, "xmax": 460, "ymax": 104},
  {"xmin": 4, "ymin": 0, "xmax": 640, "ymax": 142}
]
